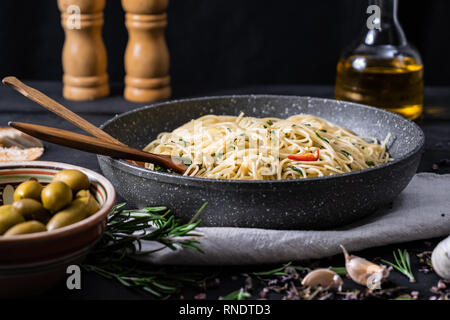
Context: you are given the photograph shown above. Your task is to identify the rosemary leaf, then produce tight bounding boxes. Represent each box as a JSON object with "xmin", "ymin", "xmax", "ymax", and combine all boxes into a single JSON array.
[{"xmin": 83, "ymin": 203, "xmax": 206, "ymax": 297}]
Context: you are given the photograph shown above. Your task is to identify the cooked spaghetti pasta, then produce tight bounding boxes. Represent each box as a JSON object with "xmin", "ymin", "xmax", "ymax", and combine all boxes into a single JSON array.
[{"xmin": 143, "ymin": 113, "xmax": 391, "ymax": 180}]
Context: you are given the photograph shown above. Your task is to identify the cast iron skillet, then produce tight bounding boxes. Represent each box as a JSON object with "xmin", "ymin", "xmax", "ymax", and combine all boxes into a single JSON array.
[{"xmin": 98, "ymin": 95, "xmax": 424, "ymax": 230}]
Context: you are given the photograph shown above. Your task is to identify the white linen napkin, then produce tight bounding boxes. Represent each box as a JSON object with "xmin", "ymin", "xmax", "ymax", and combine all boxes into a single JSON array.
[{"xmin": 137, "ymin": 173, "xmax": 450, "ymax": 265}]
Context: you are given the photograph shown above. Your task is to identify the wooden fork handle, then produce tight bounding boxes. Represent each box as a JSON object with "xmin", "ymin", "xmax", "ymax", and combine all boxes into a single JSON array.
[
  {"xmin": 9, "ymin": 121, "xmax": 187, "ymax": 174},
  {"xmin": 2, "ymin": 76, "xmax": 124, "ymax": 146}
]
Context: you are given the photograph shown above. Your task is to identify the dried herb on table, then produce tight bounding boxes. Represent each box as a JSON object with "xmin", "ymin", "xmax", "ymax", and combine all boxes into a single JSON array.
[
  {"xmin": 251, "ymin": 261, "xmax": 414, "ymax": 300},
  {"xmin": 429, "ymin": 280, "xmax": 450, "ymax": 300},
  {"xmin": 416, "ymin": 250, "xmax": 434, "ymax": 274},
  {"xmin": 83, "ymin": 203, "xmax": 206, "ymax": 297}
]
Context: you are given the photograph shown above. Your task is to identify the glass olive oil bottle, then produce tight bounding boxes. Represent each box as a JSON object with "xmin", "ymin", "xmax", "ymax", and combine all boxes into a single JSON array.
[{"xmin": 335, "ymin": 0, "xmax": 423, "ymax": 120}]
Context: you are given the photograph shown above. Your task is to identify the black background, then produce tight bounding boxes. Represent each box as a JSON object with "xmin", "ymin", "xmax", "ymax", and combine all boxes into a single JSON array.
[{"xmin": 0, "ymin": 0, "xmax": 449, "ymax": 96}]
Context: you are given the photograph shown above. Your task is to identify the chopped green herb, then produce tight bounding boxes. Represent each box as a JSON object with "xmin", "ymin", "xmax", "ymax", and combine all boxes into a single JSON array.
[
  {"xmin": 320, "ymin": 129, "xmax": 327, "ymax": 133},
  {"xmin": 263, "ymin": 125, "xmax": 267, "ymax": 129},
  {"xmin": 154, "ymin": 164, "xmax": 167, "ymax": 172},
  {"xmin": 174, "ymin": 157, "xmax": 192, "ymax": 166},
  {"xmin": 304, "ymin": 123, "xmax": 311, "ymax": 127},
  {"xmin": 179, "ymin": 138, "xmax": 187, "ymax": 147},
  {"xmin": 226, "ymin": 128, "xmax": 231, "ymax": 132},
  {"xmin": 289, "ymin": 166, "xmax": 304, "ymax": 176},
  {"xmin": 341, "ymin": 150, "xmax": 351, "ymax": 157},
  {"xmin": 315, "ymin": 132, "xmax": 329, "ymax": 143},
  {"xmin": 365, "ymin": 161, "xmax": 375, "ymax": 167},
  {"xmin": 267, "ymin": 120, "xmax": 273, "ymax": 125}
]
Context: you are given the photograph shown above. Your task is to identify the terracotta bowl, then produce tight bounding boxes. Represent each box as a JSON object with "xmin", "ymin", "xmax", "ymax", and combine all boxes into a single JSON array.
[{"xmin": 0, "ymin": 161, "xmax": 116, "ymax": 297}]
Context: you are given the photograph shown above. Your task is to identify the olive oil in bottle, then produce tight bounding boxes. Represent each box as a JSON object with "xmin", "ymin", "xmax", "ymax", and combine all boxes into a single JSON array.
[
  {"xmin": 335, "ymin": 0, "xmax": 424, "ymax": 120},
  {"xmin": 335, "ymin": 55, "xmax": 423, "ymax": 120}
]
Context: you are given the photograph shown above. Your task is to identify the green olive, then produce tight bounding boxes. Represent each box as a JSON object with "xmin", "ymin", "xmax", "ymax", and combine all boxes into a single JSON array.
[
  {"xmin": 12, "ymin": 199, "xmax": 51, "ymax": 223},
  {"xmin": 13, "ymin": 180, "xmax": 43, "ymax": 201},
  {"xmin": 4, "ymin": 220, "xmax": 47, "ymax": 236},
  {"xmin": 75, "ymin": 190, "xmax": 100, "ymax": 216},
  {"xmin": 46, "ymin": 197, "xmax": 89, "ymax": 231},
  {"xmin": 0, "ymin": 205, "xmax": 25, "ymax": 235},
  {"xmin": 52, "ymin": 169, "xmax": 90, "ymax": 192},
  {"xmin": 41, "ymin": 181, "xmax": 73, "ymax": 213}
]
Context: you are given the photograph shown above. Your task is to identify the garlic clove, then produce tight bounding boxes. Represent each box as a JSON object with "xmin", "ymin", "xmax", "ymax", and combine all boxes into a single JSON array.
[
  {"xmin": 340, "ymin": 245, "xmax": 389, "ymax": 289},
  {"xmin": 431, "ymin": 235, "xmax": 450, "ymax": 280},
  {"xmin": 301, "ymin": 268, "xmax": 343, "ymax": 291}
]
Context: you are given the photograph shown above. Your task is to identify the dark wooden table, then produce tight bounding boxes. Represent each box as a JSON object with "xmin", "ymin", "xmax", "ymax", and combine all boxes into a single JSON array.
[{"xmin": 1, "ymin": 82, "xmax": 449, "ymax": 300}]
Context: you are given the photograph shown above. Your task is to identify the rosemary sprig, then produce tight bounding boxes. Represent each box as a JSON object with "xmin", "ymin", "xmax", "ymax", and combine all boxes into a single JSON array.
[
  {"xmin": 83, "ymin": 203, "xmax": 206, "ymax": 297},
  {"xmin": 382, "ymin": 249, "xmax": 415, "ymax": 282},
  {"xmin": 89, "ymin": 203, "xmax": 205, "ymax": 263},
  {"xmin": 252, "ymin": 262, "xmax": 292, "ymax": 279},
  {"xmin": 83, "ymin": 264, "xmax": 201, "ymax": 298}
]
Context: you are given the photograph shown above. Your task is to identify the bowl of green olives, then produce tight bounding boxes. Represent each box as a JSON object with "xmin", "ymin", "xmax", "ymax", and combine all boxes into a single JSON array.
[{"xmin": 0, "ymin": 161, "xmax": 116, "ymax": 297}]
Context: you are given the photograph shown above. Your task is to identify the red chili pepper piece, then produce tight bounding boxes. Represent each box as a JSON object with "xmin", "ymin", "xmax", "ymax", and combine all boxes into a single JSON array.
[{"xmin": 288, "ymin": 149, "xmax": 319, "ymax": 161}]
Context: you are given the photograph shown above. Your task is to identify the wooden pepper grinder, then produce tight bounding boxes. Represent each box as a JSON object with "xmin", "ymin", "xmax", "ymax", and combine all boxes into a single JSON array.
[
  {"xmin": 58, "ymin": 0, "xmax": 109, "ymax": 100},
  {"xmin": 122, "ymin": 0, "xmax": 171, "ymax": 102}
]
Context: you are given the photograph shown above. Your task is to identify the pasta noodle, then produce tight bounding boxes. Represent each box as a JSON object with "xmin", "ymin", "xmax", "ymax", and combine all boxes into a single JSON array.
[{"xmin": 143, "ymin": 113, "xmax": 391, "ymax": 180}]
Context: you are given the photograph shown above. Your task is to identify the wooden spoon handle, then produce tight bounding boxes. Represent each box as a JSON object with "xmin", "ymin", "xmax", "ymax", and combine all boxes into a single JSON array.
[
  {"xmin": 2, "ymin": 76, "xmax": 124, "ymax": 145},
  {"xmin": 9, "ymin": 122, "xmax": 187, "ymax": 174}
]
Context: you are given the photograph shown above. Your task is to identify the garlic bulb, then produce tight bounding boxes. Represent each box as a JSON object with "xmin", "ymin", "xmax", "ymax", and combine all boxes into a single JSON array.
[
  {"xmin": 431, "ymin": 235, "xmax": 450, "ymax": 280},
  {"xmin": 340, "ymin": 245, "xmax": 389, "ymax": 289},
  {"xmin": 301, "ymin": 268, "xmax": 343, "ymax": 291}
]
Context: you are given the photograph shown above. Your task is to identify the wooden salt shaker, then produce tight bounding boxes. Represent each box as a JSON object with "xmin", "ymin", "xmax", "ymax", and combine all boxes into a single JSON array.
[
  {"xmin": 58, "ymin": 0, "xmax": 109, "ymax": 100},
  {"xmin": 122, "ymin": 0, "xmax": 171, "ymax": 102}
]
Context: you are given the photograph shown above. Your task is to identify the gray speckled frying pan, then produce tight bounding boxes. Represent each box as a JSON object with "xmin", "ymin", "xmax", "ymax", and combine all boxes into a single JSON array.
[{"xmin": 98, "ymin": 95, "xmax": 424, "ymax": 230}]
